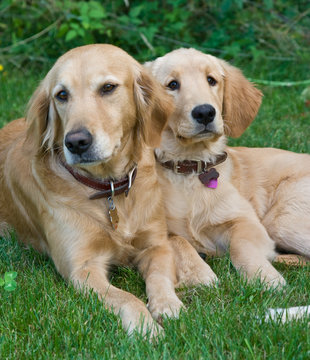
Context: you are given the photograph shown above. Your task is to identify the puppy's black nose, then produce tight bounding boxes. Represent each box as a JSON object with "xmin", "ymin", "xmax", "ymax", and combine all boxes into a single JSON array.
[
  {"xmin": 65, "ymin": 128, "xmax": 92, "ymax": 155},
  {"xmin": 191, "ymin": 104, "xmax": 216, "ymax": 125}
]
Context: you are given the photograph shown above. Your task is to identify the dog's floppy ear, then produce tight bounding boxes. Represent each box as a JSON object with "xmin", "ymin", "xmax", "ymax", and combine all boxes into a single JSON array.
[
  {"xmin": 220, "ymin": 60, "xmax": 263, "ymax": 138},
  {"xmin": 134, "ymin": 65, "xmax": 173, "ymax": 148},
  {"xmin": 25, "ymin": 79, "xmax": 60, "ymax": 155}
]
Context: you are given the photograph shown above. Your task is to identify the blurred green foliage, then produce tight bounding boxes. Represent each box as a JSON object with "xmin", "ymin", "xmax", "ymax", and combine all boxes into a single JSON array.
[{"xmin": 0, "ymin": 0, "xmax": 309, "ymax": 69}]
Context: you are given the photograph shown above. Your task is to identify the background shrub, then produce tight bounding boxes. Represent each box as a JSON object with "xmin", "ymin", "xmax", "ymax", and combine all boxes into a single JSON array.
[{"xmin": 0, "ymin": 0, "xmax": 309, "ymax": 70}]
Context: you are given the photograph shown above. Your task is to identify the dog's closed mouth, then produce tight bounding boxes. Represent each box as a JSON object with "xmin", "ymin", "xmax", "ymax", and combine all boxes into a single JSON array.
[
  {"xmin": 66, "ymin": 152, "xmax": 114, "ymax": 166},
  {"xmin": 80, "ymin": 158, "xmax": 110, "ymax": 166},
  {"xmin": 68, "ymin": 157, "xmax": 109, "ymax": 167}
]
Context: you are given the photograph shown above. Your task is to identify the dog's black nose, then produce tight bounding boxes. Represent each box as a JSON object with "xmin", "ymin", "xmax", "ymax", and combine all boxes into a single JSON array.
[
  {"xmin": 191, "ymin": 104, "xmax": 216, "ymax": 125},
  {"xmin": 65, "ymin": 128, "xmax": 93, "ymax": 155}
]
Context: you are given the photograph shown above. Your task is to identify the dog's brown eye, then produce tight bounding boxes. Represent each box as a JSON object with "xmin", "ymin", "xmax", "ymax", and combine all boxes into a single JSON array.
[
  {"xmin": 101, "ymin": 83, "xmax": 117, "ymax": 94},
  {"xmin": 56, "ymin": 90, "xmax": 68, "ymax": 101},
  {"xmin": 207, "ymin": 76, "xmax": 217, "ymax": 86},
  {"xmin": 167, "ymin": 80, "xmax": 180, "ymax": 91}
]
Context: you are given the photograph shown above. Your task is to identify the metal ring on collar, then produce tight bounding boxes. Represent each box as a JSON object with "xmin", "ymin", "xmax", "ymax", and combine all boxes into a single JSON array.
[{"xmin": 110, "ymin": 180, "xmax": 115, "ymax": 198}]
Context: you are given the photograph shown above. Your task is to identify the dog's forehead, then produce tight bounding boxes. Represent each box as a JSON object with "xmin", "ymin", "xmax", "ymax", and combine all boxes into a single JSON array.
[
  {"xmin": 51, "ymin": 46, "xmax": 136, "ymax": 87},
  {"xmin": 153, "ymin": 48, "xmax": 224, "ymax": 78}
]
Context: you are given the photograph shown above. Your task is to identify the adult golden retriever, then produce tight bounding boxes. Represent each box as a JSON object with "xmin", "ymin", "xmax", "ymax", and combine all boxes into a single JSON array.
[
  {"xmin": 0, "ymin": 44, "xmax": 211, "ymax": 336},
  {"xmin": 146, "ymin": 48, "xmax": 310, "ymax": 288}
]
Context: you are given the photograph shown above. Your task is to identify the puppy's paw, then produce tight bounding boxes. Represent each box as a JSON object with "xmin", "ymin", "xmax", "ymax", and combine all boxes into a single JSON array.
[
  {"xmin": 147, "ymin": 295, "xmax": 184, "ymax": 321},
  {"xmin": 176, "ymin": 261, "xmax": 218, "ymax": 288},
  {"xmin": 245, "ymin": 267, "xmax": 287, "ymax": 290},
  {"xmin": 195, "ymin": 270, "xmax": 219, "ymax": 287},
  {"xmin": 263, "ymin": 273, "xmax": 286, "ymax": 289},
  {"xmin": 179, "ymin": 268, "xmax": 218, "ymax": 288}
]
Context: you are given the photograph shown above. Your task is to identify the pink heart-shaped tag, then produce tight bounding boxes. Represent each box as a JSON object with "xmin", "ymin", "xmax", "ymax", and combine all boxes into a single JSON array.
[
  {"xmin": 206, "ymin": 178, "xmax": 218, "ymax": 189},
  {"xmin": 198, "ymin": 168, "xmax": 219, "ymax": 189}
]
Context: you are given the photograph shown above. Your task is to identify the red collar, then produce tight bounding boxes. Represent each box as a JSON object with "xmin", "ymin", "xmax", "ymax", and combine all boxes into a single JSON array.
[{"xmin": 62, "ymin": 162, "xmax": 137, "ymax": 200}]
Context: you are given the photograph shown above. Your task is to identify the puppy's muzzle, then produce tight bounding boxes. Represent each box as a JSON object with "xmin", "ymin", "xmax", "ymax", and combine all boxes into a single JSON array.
[
  {"xmin": 65, "ymin": 128, "xmax": 93, "ymax": 155},
  {"xmin": 191, "ymin": 104, "xmax": 215, "ymax": 126}
]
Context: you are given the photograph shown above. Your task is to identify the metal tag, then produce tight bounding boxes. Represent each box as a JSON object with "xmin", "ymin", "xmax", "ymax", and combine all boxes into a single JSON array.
[
  {"xmin": 108, "ymin": 196, "xmax": 119, "ymax": 230},
  {"xmin": 109, "ymin": 207, "xmax": 119, "ymax": 230}
]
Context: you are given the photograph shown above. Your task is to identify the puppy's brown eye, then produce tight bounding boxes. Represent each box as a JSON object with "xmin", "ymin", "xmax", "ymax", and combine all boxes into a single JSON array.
[
  {"xmin": 207, "ymin": 76, "xmax": 217, "ymax": 86},
  {"xmin": 56, "ymin": 90, "xmax": 68, "ymax": 101},
  {"xmin": 167, "ymin": 80, "xmax": 180, "ymax": 91},
  {"xmin": 101, "ymin": 83, "xmax": 117, "ymax": 94}
]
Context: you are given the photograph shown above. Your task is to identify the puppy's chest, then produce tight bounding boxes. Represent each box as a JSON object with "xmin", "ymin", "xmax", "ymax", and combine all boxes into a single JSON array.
[
  {"xmin": 162, "ymin": 174, "xmax": 230, "ymax": 254},
  {"xmin": 162, "ymin": 173, "xmax": 220, "ymax": 220}
]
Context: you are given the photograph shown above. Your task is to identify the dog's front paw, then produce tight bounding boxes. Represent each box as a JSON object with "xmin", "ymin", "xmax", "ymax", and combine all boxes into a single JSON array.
[
  {"xmin": 147, "ymin": 295, "xmax": 184, "ymax": 321},
  {"xmin": 126, "ymin": 317, "xmax": 163, "ymax": 339},
  {"xmin": 120, "ymin": 301, "xmax": 163, "ymax": 338}
]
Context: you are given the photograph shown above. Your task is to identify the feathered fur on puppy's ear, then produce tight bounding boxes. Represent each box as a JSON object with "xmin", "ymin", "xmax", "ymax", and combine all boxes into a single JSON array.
[
  {"xmin": 134, "ymin": 65, "xmax": 174, "ymax": 148},
  {"xmin": 220, "ymin": 60, "xmax": 263, "ymax": 138},
  {"xmin": 25, "ymin": 78, "xmax": 61, "ymax": 155}
]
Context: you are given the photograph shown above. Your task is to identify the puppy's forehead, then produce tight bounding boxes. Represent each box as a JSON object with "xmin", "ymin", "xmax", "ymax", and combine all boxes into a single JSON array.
[{"xmin": 153, "ymin": 48, "xmax": 224, "ymax": 78}]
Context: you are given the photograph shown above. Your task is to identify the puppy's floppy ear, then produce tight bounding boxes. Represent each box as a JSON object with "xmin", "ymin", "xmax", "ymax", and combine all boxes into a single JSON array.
[
  {"xmin": 134, "ymin": 65, "xmax": 173, "ymax": 148},
  {"xmin": 220, "ymin": 60, "xmax": 263, "ymax": 138},
  {"xmin": 25, "ymin": 79, "xmax": 60, "ymax": 155}
]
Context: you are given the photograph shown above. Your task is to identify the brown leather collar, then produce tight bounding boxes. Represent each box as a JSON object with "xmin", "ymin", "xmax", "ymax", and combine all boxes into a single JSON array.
[
  {"xmin": 62, "ymin": 162, "xmax": 137, "ymax": 200},
  {"xmin": 157, "ymin": 152, "xmax": 227, "ymax": 174}
]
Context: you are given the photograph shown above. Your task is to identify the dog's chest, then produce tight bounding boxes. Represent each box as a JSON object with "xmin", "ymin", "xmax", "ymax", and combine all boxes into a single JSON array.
[
  {"xmin": 108, "ymin": 198, "xmax": 152, "ymax": 244},
  {"xmin": 117, "ymin": 217, "xmax": 139, "ymax": 243}
]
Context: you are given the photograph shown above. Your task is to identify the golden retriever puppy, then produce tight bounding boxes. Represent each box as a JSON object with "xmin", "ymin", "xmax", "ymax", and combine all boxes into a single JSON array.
[
  {"xmin": 145, "ymin": 48, "xmax": 310, "ymax": 288},
  {"xmin": 0, "ymin": 44, "xmax": 196, "ymax": 337}
]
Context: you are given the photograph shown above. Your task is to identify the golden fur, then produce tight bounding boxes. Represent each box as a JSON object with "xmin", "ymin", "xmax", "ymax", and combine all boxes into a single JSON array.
[
  {"xmin": 0, "ymin": 44, "xmax": 211, "ymax": 336},
  {"xmin": 146, "ymin": 48, "xmax": 310, "ymax": 287}
]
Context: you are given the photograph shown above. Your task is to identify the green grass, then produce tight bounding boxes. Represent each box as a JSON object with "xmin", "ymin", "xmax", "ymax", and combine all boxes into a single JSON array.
[
  {"xmin": 0, "ymin": 58, "xmax": 309, "ymax": 359},
  {"xmin": 0, "ymin": 68, "xmax": 46, "ymax": 128},
  {"xmin": 1, "ymin": 236, "xmax": 309, "ymax": 359}
]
